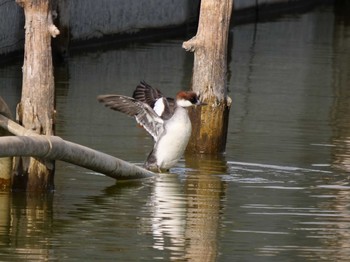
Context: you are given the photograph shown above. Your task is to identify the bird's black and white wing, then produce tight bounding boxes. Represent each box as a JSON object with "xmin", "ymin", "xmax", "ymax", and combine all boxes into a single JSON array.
[
  {"xmin": 133, "ymin": 81, "xmax": 176, "ymax": 120},
  {"xmin": 132, "ymin": 81, "xmax": 163, "ymax": 108},
  {"xmin": 97, "ymin": 95, "xmax": 164, "ymax": 142}
]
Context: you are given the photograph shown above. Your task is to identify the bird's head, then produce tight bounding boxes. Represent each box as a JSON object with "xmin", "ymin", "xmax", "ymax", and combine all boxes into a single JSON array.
[{"xmin": 176, "ymin": 91, "xmax": 207, "ymax": 107}]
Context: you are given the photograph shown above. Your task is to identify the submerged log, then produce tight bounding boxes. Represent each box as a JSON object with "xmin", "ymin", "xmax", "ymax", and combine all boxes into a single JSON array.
[
  {"xmin": 0, "ymin": 114, "xmax": 154, "ymax": 180},
  {"xmin": 183, "ymin": 0, "xmax": 233, "ymax": 154}
]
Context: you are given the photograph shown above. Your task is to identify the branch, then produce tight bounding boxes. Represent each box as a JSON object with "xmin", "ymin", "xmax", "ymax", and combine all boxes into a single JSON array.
[
  {"xmin": 0, "ymin": 96, "xmax": 12, "ymax": 119},
  {"xmin": 182, "ymin": 36, "xmax": 199, "ymax": 52},
  {"xmin": 48, "ymin": 10, "xmax": 60, "ymax": 38}
]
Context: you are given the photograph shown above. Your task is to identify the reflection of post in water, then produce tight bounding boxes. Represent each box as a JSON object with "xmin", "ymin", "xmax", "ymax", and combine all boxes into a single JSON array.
[
  {"xmin": 0, "ymin": 193, "xmax": 11, "ymax": 245},
  {"xmin": 330, "ymin": 1, "xmax": 350, "ymax": 172},
  {"xmin": 0, "ymin": 193, "xmax": 54, "ymax": 260},
  {"xmin": 314, "ymin": 187, "xmax": 350, "ymax": 261},
  {"xmin": 184, "ymin": 153, "xmax": 227, "ymax": 261},
  {"xmin": 326, "ymin": 7, "xmax": 350, "ymax": 258}
]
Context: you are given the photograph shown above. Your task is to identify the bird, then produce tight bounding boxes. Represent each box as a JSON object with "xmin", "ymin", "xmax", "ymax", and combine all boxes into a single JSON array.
[{"xmin": 97, "ymin": 81, "xmax": 206, "ymax": 172}]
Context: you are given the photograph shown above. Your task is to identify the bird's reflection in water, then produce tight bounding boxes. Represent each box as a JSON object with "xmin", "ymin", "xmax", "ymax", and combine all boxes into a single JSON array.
[
  {"xmin": 144, "ymin": 153, "xmax": 227, "ymax": 261},
  {"xmin": 147, "ymin": 172, "xmax": 186, "ymax": 257}
]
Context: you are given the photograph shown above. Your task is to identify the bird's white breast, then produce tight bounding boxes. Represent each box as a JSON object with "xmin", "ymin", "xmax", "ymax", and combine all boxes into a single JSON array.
[{"xmin": 155, "ymin": 107, "xmax": 192, "ymax": 169}]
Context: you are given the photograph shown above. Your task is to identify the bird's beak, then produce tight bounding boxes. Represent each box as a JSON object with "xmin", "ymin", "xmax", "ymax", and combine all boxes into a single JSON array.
[
  {"xmin": 197, "ymin": 101, "xmax": 207, "ymax": 106},
  {"xmin": 196, "ymin": 94, "xmax": 207, "ymax": 106}
]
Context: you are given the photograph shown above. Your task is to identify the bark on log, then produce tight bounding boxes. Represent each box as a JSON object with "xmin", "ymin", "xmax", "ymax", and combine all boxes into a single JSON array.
[
  {"xmin": 183, "ymin": 0, "xmax": 233, "ymax": 154},
  {"xmin": 0, "ymin": 114, "xmax": 154, "ymax": 180},
  {"xmin": 15, "ymin": 0, "xmax": 60, "ymax": 191}
]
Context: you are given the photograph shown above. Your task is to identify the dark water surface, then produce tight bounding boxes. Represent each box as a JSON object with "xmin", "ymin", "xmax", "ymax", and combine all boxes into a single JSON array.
[{"xmin": 1, "ymin": 4, "xmax": 350, "ymax": 261}]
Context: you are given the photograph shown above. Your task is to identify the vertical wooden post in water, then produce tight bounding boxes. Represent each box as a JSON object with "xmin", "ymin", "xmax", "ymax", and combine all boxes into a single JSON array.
[
  {"xmin": 14, "ymin": 0, "xmax": 59, "ymax": 191},
  {"xmin": 0, "ymin": 97, "xmax": 13, "ymax": 190},
  {"xmin": 183, "ymin": 0, "xmax": 233, "ymax": 154}
]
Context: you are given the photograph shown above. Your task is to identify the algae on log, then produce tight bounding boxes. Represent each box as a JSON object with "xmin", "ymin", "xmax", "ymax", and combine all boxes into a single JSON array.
[
  {"xmin": 183, "ymin": 0, "xmax": 233, "ymax": 154},
  {"xmin": 14, "ymin": 0, "xmax": 59, "ymax": 191}
]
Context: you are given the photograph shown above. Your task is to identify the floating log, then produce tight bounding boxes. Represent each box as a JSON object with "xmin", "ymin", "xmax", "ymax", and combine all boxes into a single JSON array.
[{"xmin": 0, "ymin": 114, "xmax": 154, "ymax": 180}]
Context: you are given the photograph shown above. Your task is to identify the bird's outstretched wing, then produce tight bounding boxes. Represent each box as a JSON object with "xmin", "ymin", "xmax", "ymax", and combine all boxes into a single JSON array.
[
  {"xmin": 132, "ymin": 81, "xmax": 163, "ymax": 108},
  {"xmin": 97, "ymin": 95, "xmax": 164, "ymax": 141},
  {"xmin": 133, "ymin": 81, "xmax": 175, "ymax": 120}
]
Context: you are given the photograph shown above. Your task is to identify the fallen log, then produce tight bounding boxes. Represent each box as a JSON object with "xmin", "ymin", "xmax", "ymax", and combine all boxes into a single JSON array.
[{"xmin": 0, "ymin": 114, "xmax": 154, "ymax": 180}]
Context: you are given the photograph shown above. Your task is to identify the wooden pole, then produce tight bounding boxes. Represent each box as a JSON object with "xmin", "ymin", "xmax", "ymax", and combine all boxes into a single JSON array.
[
  {"xmin": 0, "ymin": 114, "xmax": 154, "ymax": 180},
  {"xmin": 15, "ymin": 0, "xmax": 59, "ymax": 191},
  {"xmin": 183, "ymin": 0, "xmax": 233, "ymax": 154},
  {"xmin": 0, "ymin": 97, "xmax": 13, "ymax": 190}
]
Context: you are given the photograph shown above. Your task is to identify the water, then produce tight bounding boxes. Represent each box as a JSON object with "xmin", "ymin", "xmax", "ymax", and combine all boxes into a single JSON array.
[{"xmin": 1, "ymin": 3, "xmax": 350, "ymax": 261}]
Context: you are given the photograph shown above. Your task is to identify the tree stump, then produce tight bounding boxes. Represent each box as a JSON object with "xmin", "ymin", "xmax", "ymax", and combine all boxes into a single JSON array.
[
  {"xmin": 14, "ymin": 0, "xmax": 59, "ymax": 191},
  {"xmin": 183, "ymin": 0, "xmax": 233, "ymax": 154}
]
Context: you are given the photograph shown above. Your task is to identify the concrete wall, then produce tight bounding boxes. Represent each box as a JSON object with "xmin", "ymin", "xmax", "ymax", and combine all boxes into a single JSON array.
[
  {"xmin": 234, "ymin": 0, "xmax": 319, "ymax": 9},
  {"xmin": 0, "ymin": 0, "xmax": 330, "ymax": 56},
  {"xmin": 0, "ymin": 1, "xmax": 24, "ymax": 55},
  {"xmin": 0, "ymin": 0, "xmax": 199, "ymax": 56},
  {"xmin": 68, "ymin": 0, "xmax": 199, "ymax": 41}
]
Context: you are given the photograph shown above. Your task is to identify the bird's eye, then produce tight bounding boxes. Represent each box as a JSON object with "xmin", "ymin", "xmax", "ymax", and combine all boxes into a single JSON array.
[{"xmin": 190, "ymin": 96, "xmax": 198, "ymax": 104}]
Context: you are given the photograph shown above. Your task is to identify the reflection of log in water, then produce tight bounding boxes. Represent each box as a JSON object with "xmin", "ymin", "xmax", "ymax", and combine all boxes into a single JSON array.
[
  {"xmin": 315, "ymin": 186, "xmax": 350, "ymax": 261},
  {"xmin": 0, "ymin": 193, "xmax": 11, "ymax": 245},
  {"xmin": 0, "ymin": 192, "xmax": 54, "ymax": 260},
  {"xmin": 315, "ymin": 57, "xmax": 350, "ymax": 258},
  {"xmin": 331, "ymin": 2, "xmax": 350, "ymax": 172},
  {"xmin": 184, "ymin": 153, "xmax": 227, "ymax": 261}
]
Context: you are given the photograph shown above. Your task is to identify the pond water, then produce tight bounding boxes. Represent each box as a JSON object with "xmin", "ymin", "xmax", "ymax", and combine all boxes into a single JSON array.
[{"xmin": 1, "ymin": 3, "xmax": 350, "ymax": 261}]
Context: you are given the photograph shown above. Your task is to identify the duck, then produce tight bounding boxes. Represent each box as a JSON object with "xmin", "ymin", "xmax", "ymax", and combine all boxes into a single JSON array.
[{"xmin": 97, "ymin": 81, "xmax": 205, "ymax": 172}]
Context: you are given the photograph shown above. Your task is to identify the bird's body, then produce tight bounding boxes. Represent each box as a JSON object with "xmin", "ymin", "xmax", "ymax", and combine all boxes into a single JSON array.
[
  {"xmin": 98, "ymin": 81, "xmax": 204, "ymax": 172},
  {"xmin": 145, "ymin": 104, "xmax": 192, "ymax": 171}
]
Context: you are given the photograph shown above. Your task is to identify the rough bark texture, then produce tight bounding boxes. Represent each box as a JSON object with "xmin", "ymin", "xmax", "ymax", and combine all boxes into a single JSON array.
[
  {"xmin": 187, "ymin": 102, "xmax": 230, "ymax": 154},
  {"xmin": 14, "ymin": 0, "xmax": 59, "ymax": 191},
  {"xmin": 183, "ymin": 0, "xmax": 233, "ymax": 154}
]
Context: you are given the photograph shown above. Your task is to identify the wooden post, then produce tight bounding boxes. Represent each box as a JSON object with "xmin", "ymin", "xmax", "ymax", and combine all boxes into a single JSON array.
[
  {"xmin": 183, "ymin": 0, "xmax": 233, "ymax": 154},
  {"xmin": 14, "ymin": 0, "xmax": 59, "ymax": 191},
  {"xmin": 0, "ymin": 97, "xmax": 13, "ymax": 190}
]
